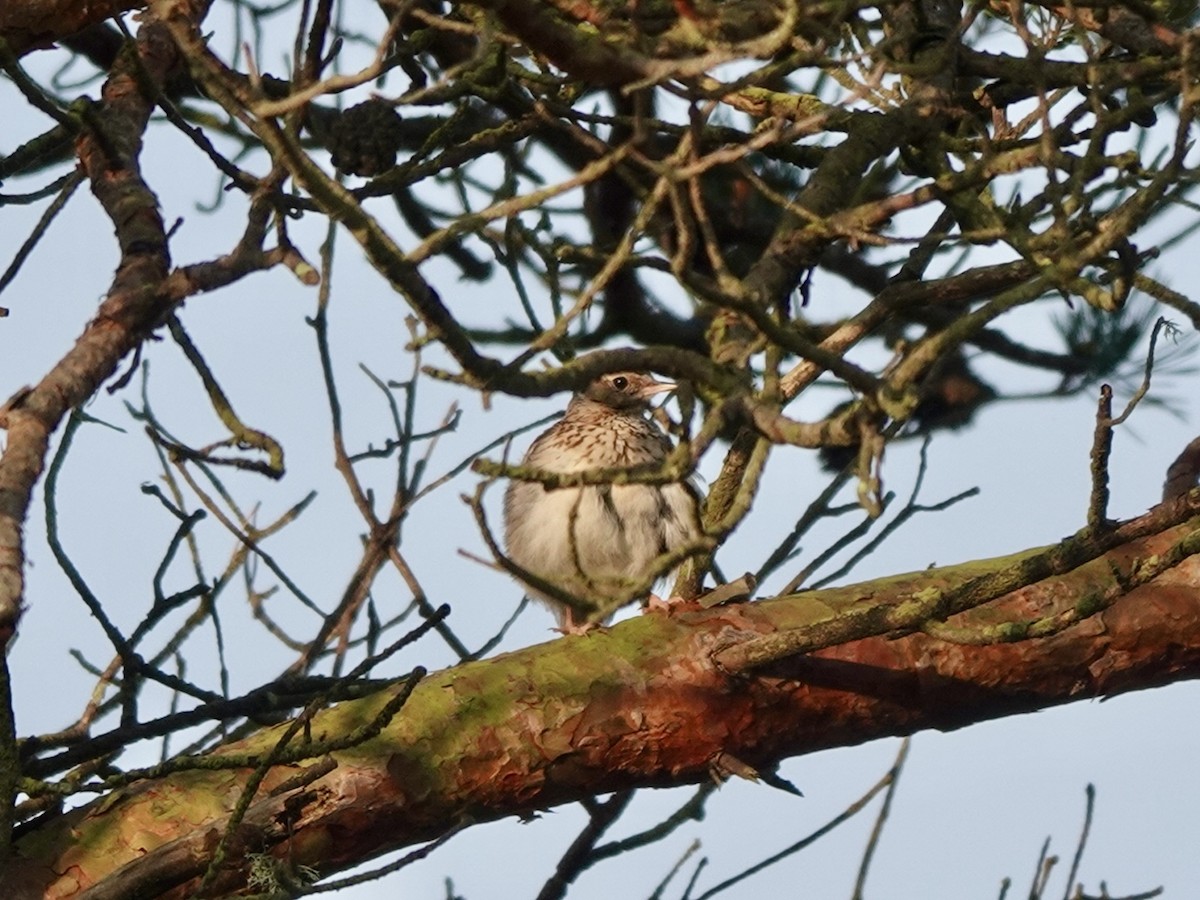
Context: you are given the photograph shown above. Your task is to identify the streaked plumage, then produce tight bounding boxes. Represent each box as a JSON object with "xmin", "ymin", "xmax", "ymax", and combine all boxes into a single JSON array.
[{"xmin": 503, "ymin": 372, "xmax": 702, "ymax": 632}]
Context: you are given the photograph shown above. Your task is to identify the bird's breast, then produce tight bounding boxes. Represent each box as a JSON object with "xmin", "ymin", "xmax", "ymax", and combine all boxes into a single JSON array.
[{"xmin": 523, "ymin": 418, "xmax": 667, "ymax": 472}]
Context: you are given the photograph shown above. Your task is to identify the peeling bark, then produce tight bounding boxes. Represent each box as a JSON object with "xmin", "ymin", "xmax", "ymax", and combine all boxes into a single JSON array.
[{"xmin": 7, "ymin": 502, "xmax": 1200, "ymax": 898}]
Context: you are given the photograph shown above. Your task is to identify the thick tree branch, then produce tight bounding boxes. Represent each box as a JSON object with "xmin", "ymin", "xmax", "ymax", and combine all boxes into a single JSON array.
[
  {"xmin": 8, "ymin": 496, "xmax": 1200, "ymax": 897},
  {"xmin": 0, "ymin": 8, "xmax": 180, "ymax": 637},
  {"xmin": 0, "ymin": 0, "xmax": 146, "ymax": 57}
]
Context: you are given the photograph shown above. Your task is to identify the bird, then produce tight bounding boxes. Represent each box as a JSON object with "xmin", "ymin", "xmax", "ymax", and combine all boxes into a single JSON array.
[{"xmin": 503, "ymin": 371, "xmax": 703, "ymax": 633}]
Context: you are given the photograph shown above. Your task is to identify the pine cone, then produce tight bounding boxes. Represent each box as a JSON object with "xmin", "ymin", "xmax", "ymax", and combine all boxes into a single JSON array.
[{"xmin": 327, "ymin": 99, "xmax": 404, "ymax": 177}]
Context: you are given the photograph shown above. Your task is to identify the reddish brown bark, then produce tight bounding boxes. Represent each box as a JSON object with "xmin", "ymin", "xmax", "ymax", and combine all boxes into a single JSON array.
[
  {"xmin": 0, "ymin": 0, "xmax": 147, "ymax": 57},
  {"xmin": 0, "ymin": 6, "xmax": 178, "ymax": 636},
  {"xmin": 7, "ymin": 501, "xmax": 1200, "ymax": 898},
  {"xmin": 0, "ymin": 0, "xmax": 279, "ymax": 637}
]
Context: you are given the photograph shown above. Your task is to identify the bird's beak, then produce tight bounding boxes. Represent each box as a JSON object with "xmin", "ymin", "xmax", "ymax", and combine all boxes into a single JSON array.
[{"xmin": 638, "ymin": 379, "xmax": 676, "ymax": 400}]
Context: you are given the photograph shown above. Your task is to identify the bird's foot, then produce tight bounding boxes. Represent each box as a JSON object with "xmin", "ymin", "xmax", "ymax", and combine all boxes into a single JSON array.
[
  {"xmin": 554, "ymin": 614, "xmax": 605, "ymax": 636},
  {"xmin": 554, "ymin": 623, "xmax": 599, "ymax": 636},
  {"xmin": 643, "ymin": 593, "xmax": 699, "ymax": 616}
]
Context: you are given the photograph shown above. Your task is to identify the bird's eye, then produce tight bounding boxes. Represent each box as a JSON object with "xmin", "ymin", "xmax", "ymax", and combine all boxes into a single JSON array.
[{"xmin": 612, "ymin": 375, "xmax": 629, "ymax": 391}]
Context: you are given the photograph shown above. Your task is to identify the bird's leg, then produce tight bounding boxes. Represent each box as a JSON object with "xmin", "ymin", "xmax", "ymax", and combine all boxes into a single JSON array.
[{"xmin": 555, "ymin": 609, "xmax": 602, "ymax": 635}]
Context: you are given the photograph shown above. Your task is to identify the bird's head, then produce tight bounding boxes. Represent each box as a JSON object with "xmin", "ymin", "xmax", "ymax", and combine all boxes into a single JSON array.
[{"xmin": 582, "ymin": 372, "xmax": 676, "ymax": 411}]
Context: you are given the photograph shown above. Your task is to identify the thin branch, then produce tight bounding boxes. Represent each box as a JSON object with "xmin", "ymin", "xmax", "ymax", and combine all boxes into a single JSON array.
[
  {"xmin": 690, "ymin": 745, "xmax": 903, "ymax": 900},
  {"xmin": 1087, "ymin": 385, "xmax": 1114, "ymax": 531},
  {"xmin": 851, "ymin": 738, "xmax": 910, "ymax": 900}
]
